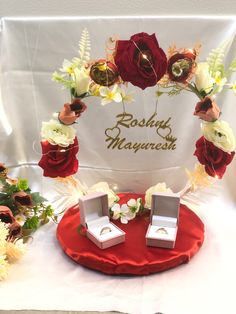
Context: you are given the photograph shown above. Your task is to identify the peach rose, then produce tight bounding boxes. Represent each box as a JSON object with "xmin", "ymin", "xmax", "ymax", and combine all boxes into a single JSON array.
[
  {"xmin": 12, "ymin": 192, "xmax": 33, "ymax": 208},
  {"xmin": 0, "ymin": 206, "xmax": 15, "ymax": 224},
  {"xmin": 8, "ymin": 221, "xmax": 22, "ymax": 239},
  {"xmin": 194, "ymin": 97, "xmax": 220, "ymax": 122},
  {"xmin": 58, "ymin": 99, "xmax": 87, "ymax": 125}
]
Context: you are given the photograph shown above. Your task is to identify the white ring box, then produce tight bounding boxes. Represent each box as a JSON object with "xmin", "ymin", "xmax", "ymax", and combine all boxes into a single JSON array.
[
  {"xmin": 79, "ymin": 192, "xmax": 125, "ymax": 249},
  {"xmin": 146, "ymin": 192, "xmax": 180, "ymax": 249}
]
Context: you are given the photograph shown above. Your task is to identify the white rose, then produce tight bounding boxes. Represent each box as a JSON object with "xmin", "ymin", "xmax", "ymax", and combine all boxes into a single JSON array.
[
  {"xmin": 201, "ymin": 120, "xmax": 236, "ymax": 153},
  {"xmin": 145, "ymin": 183, "xmax": 172, "ymax": 209},
  {"xmin": 195, "ymin": 62, "xmax": 215, "ymax": 93},
  {"xmin": 74, "ymin": 68, "xmax": 90, "ymax": 96},
  {"xmin": 87, "ymin": 182, "xmax": 119, "ymax": 207},
  {"xmin": 41, "ymin": 119, "xmax": 76, "ymax": 147}
]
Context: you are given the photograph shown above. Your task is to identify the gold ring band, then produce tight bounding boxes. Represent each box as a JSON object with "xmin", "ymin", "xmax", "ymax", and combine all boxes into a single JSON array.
[
  {"xmin": 156, "ymin": 227, "xmax": 168, "ymax": 235},
  {"xmin": 100, "ymin": 226, "xmax": 112, "ymax": 235}
]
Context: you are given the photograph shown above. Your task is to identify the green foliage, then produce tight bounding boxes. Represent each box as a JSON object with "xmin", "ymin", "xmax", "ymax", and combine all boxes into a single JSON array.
[
  {"xmin": 0, "ymin": 173, "xmax": 56, "ymax": 235},
  {"xmin": 76, "ymin": 28, "xmax": 91, "ymax": 68},
  {"xmin": 17, "ymin": 178, "xmax": 29, "ymax": 191},
  {"xmin": 23, "ymin": 216, "xmax": 40, "ymax": 230},
  {"xmin": 229, "ymin": 58, "xmax": 236, "ymax": 72},
  {"xmin": 31, "ymin": 192, "xmax": 47, "ymax": 204},
  {"xmin": 207, "ymin": 38, "xmax": 232, "ymax": 77},
  {"xmin": 52, "ymin": 72, "xmax": 75, "ymax": 90}
]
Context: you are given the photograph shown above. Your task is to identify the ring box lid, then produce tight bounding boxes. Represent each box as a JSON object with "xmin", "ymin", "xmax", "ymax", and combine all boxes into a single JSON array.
[
  {"xmin": 151, "ymin": 192, "xmax": 180, "ymax": 223},
  {"xmin": 79, "ymin": 192, "xmax": 109, "ymax": 227}
]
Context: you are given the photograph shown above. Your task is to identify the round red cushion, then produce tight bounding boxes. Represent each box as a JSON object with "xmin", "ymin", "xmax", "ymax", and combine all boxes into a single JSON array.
[{"xmin": 57, "ymin": 193, "xmax": 204, "ymax": 275}]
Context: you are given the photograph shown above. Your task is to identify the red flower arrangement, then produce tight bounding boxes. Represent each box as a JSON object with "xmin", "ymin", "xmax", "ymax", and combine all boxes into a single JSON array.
[
  {"xmin": 167, "ymin": 49, "xmax": 196, "ymax": 83},
  {"xmin": 38, "ymin": 137, "xmax": 79, "ymax": 178},
  {"xmin": 194, "ymin": 136, "xmax": 235, "ymax": 178},
  {"xmin": 114, "ymin": 32, "xmax": 167, "ymax": 89}
]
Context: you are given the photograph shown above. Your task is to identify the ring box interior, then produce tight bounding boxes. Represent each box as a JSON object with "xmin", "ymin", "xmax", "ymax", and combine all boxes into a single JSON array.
[
  {"xmin": 146, "ymin": 192, "xmax": 180, "ymax": 249},
  {"xmin": 79, "ymin": 192, "xmax": 125, "ymax": 249}
]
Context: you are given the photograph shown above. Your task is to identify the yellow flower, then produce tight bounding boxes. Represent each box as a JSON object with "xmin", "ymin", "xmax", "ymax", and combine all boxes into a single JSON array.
[
  {"xmin": 99, "ymin": 85, "xmax": 122, "ymax": 105},
  {"xmin": 213, "ymin": 71, "xmax": 227, "ymax": 92},
  {"xmin": 60, "ymin": 59, "xmax": 77, "ymax": 74},
  {"xmin": 0, "ymin": 256, "xmax": 9, "ymax": 281},
  {"xmin": 186, "ymin": 164, "xmax": 211, "ymax": 191},
  {"xmin": 90, "ymin": 84, "xmax": 101, "ymax": 96},
  {"xmin": 145, "ymin": 183, "xmax": 172, "ymax": 209},
  {"xmin": 231, "ymin": 82, "xmax": 236, "ymax": 93},
  {"xmin": 201, "ymin": 120, "xmax": 236, "ymax": 153},
  {"xmin": 5, "ymin": 240, "xmax": 27, "ymax": 264}
]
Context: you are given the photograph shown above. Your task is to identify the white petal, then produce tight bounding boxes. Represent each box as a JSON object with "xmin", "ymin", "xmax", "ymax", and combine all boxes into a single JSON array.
[
  {"xmin": 111, "ymin": 204, "xmax": 120, "ymax": 212},
  {"xmin": 99, "ymin": 87, "xmax": 109, "ymax": 97},
  {"xmin": 120, "ymin": 204, "xmax": 129, "ymax": 213},
  {"xmin": 120, "ymin": 217, "xmax": 128, "ymax": 224},
  {"xmin": 101, "ymin": 98, "xmax": 112, "ymax": 106},
  {"xmin": 113, "ymin": 93, "xmax": 122, "ymax": 103},
  {"xmin": 127, "ymin": 199, "xmax": 136, "ymax": 207}
]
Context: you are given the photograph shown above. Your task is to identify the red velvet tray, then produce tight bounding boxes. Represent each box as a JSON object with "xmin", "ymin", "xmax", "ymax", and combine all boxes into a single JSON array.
[{"xmin": 57, "ymin": 193, "xmax": 204, "ymax": 275}]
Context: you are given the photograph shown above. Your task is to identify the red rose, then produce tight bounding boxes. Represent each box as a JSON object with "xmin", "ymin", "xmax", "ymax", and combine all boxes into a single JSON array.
[
  {"xmin": 114, "ymin": 32, "xmax": 167, "ymax": 89},
  {"xmin": 38, "ymin": 137, "xmax": 79, "ymax": 178},
  {"xmin": 167, "ymin": 49, "xmax": 196, "ymax": 83},
  {"xmin": 194, "ymin": 136, "xmax": 235, "ymax": 178}
]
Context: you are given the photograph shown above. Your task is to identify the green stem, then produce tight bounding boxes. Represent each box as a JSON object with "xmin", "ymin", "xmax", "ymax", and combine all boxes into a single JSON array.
[{"xmin": 187, "ymin": 83, "xmax": 203, "ymax": 100}]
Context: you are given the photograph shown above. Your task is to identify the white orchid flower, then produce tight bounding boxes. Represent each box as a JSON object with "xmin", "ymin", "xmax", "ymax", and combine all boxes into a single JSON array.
[
  {"xmin": 127, "ymin": 198, "xmax": 142, "ymax": 214},
  {"xmin": 213, "ymin": 71, "xmax": 227, "ymax": 93},
  {"xmin": 99, "ymin": 85, "xmax": 122, "ymax": 105},
  {"xmin": 231, "ymin": 82, "xmax": 236, "ymax": 93},
  {"xmin": 118, "ymin": 88, "xmax": 134, "ymax": 103},
  {"xmin": 60, "ymin": 59, "xmax": 77, "ymax": 74},
  {"xmin": 110, "ymin": 203, "xmax": 134, "ymax": 224}
]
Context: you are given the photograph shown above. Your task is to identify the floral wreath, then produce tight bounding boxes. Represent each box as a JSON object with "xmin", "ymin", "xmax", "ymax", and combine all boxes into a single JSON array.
[{"xmin": 38, "ymin": 29, "xmax": 236, "ymax": 223}]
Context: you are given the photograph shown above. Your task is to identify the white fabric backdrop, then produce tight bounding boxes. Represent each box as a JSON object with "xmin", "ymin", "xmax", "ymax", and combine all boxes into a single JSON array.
[
  {"xmin": 1, "ymin": 17, "xmax": 236, "ymax": 192},
  {"xmin": 0, "ymin": 17, "xmax": 236, "ymax": 314}
]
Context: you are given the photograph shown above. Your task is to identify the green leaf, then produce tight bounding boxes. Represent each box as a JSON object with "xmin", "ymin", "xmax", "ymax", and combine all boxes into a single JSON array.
[
  {"xmin": 4, "ymin": 182, "xmax": 19, "ymax": 194},
  {"xmin": 23, "ymin": 216, "xmax": 40, "ymax": 230},
  {"xmin": 0, "ymin": 193, "xmax": 8, "ymax": 201},
  {"xmin": 44, "ymin": 205, "xmax": 54, "ymax": 217},
  {"xmin": 17, "ymin": 178, "xmax": 29, "ymax": 191},
  {"xmin": 229, "ymin": 58, "xmax": 236, "ymax": 72},
  {"xmin": 76, "ymin": 28, "xmax": 91, "ymax": 68},
  {"xmin": 31, "ymin": 192, "xmax": 47, "ymax": 204},
  {"xmin": 207, "ymin": 38, "xmax": 232, "ymax": 77}
]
